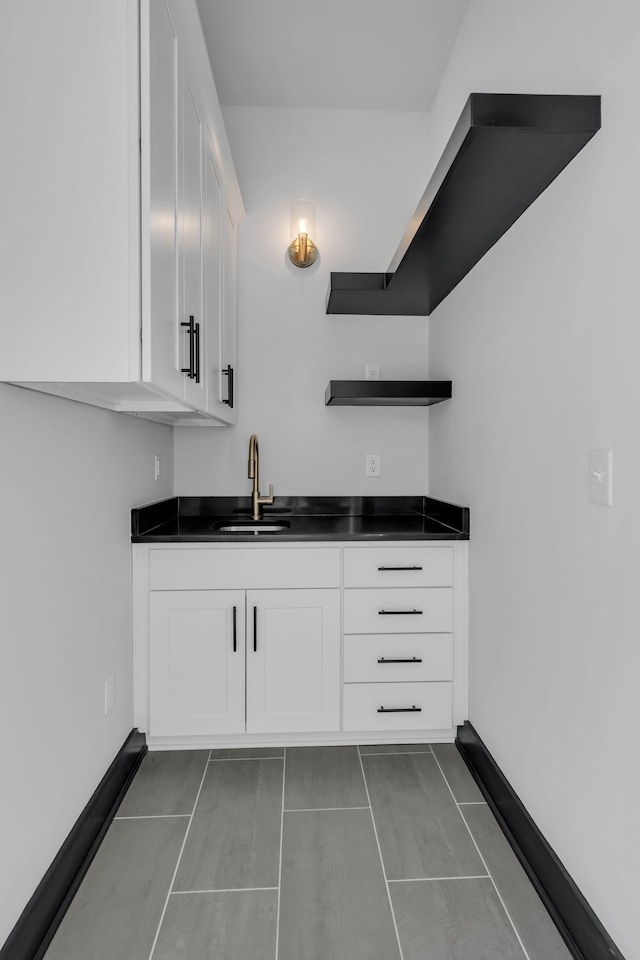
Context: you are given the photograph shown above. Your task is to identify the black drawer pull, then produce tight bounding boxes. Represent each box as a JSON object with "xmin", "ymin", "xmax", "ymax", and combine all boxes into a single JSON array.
[
  {"xmin": 194, "ymin": 321, "xmax": 201, "ymax": 384},
  {"xmin": 378, "ymin": 609, "xmax": 423, "ymax": 616},
  {"xmin": 181, "ymin": 315, "xmax": 196, "ymax": 379},
  {"xmin": 377, "ymin": 705, "xmax": 422, "ymax": 713},
  {"xmin": 223, "ymin": 365, "xmax": 234, "ymax": 408},
  {"xmin": 377, "ymin": 565, "xmax": 423, "ymax": 571},
  {"xmin": 253, "ymin": 605, "xmax": 257, "ymax": 652},
  {"xmin": 232, "ymin": 606, "xmax": 237, "ymax": 652},
  {"xmin": 378, "ymin": 657, "xmax": 422, "ymax": 664}
]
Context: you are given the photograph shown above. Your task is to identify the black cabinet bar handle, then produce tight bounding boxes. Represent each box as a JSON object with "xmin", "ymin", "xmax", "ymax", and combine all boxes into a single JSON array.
[
  {"xmin": 377, "ymin": 565, "xmax": 423, "ymax": 571},
  {"xmin": 232, "ymin": 606, "xmax": 237, "ymax": 652},
  {"xmin": 378, "ymin": 609, "xmax": 423, "ymax": 615},
  {"xmin": 253, "ymin": 605, "xmax": 257, "ymax": 652},
  {"xmin": 377, "ymin": 705, "xmax": 422, "ymax": 713},
  {"xmin": 223, "ymin": 365, "xmax": 234, "ymax": 408},
  {"xmin": 377, "ymin": 657, "xmax": 423, "ymax": 664},
  {"xmin": 181, "ymin": 315, "xmax": 195, "ymax": 378},
  {"xmin": 194, "ymin": 321, "xmax": 201, "ymax": 384}
]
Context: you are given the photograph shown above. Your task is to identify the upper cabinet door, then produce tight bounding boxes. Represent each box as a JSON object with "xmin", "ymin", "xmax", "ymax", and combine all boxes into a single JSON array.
[
  {"xmin": 203, "ymin": 150, "xmax": 224, "ymax": 418},
  {"xmin": 140, "ymin": 0, "xmax": 184, "ymax": 402},
  {"xmin": 219, "ymin": 206, "xmax": 238, "ymax": 423},
  {"xmin": 246, "ymin": 590, "xmax": 341, "ymax": 734},
  {"xmin": 180, "ymin": 74, "xmax": 206, "ymax": 410}
]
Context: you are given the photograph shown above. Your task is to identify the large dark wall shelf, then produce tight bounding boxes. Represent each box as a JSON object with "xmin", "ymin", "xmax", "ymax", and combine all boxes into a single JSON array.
[
  {"xmin": 326, "ymin": 93, "xmax": 601, "ymax": 316},
  {"xmin": 325, "ymin": 380, "xmax": 452, "ymax": 406}
]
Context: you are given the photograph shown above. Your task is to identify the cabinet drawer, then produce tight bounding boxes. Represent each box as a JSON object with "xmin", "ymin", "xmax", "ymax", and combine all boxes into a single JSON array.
[
  {"xmin": 344, "ymin": 546, "xmax": 453, "ymax": 588},
  {"xmin": 343, "ymin": 682, "xmax": 452, "ymax": 731},
  {"xmin": 343, "ymin": 634, "xmax": 452, "ymax": 683},
  {"xmin": 343, "ymin": 588, "xmax": 453, "ymax": 634},
  {"xmin": 149, "ymin": 547, "xmax": 340, "ymax": 590}
]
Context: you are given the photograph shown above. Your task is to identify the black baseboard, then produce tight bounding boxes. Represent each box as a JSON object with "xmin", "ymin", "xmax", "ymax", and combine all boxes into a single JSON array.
[
  {"xmin": 1, "ymin": 729, "xmax": 147, "ymax": 960},
  {"xmin": 456, "ymin": 722, "xmax": 625, "ymax": 960}
]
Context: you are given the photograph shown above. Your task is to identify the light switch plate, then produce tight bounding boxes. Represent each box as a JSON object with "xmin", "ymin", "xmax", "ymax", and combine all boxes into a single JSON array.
[{"xmin": 589, "ymin": 450, "xmax": 613, "ymax": 506}]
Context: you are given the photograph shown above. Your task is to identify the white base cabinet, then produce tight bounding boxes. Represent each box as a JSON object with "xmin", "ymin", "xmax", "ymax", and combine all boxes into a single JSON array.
[
  {"xmin": 133, "ymin": 540, "xmax": 468, "ymax": 747},
  {"xmin": 148, "ymin": 587, "xmax": 339, "ymax": 738}
]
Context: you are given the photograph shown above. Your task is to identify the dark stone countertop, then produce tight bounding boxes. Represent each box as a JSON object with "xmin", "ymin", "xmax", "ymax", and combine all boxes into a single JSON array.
[{"xmin": 131, "ymin": 495, "xmax": 469, "ymax": 543}]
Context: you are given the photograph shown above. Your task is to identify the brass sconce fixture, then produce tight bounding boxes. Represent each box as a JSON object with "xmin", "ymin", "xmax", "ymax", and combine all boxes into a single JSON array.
[{"xmin": 288, "ymin": 199, "xmax": 317, "ymax": 267}]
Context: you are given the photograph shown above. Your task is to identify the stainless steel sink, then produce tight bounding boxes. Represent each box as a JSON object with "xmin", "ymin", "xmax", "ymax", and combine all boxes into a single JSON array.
[{"xmin": 213, "ymin": 522, "xmax": 290, "ymax": 534}]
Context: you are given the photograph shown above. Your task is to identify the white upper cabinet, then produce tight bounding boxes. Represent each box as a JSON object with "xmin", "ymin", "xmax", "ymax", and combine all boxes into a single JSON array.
[{"xmin": 0, "ymin": 0, "xmax": 243, "ymax": 425}]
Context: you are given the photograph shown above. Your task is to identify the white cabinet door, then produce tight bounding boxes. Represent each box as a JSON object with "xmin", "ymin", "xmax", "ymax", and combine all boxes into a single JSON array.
[
  {"xmin": 140, "ymin": 0, "xmax": 183, "ymax": 402},
  {"xmin": 203, "ymin": 150, "xmax": 228, "ymax": 420},
  {"xmin": 218, "ymin": 205, "xmax": 237, "ymax": 421},
  {"xmin": 180, "ymin": 71, "xmax": 206, "ymax": 410},
  {"xmin": 246, "ymin": 590, "xmax": 340, "ymax": 734},
  {"xmin": 149, "ymin": 590, "xmax": 245, "ymax": 737}
]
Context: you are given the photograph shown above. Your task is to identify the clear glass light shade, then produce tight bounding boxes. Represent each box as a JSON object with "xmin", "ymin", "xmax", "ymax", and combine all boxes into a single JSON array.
[
  {"xmin": 288, "ymin": 199, "xmax": 317, "ymax": 267},
  {"xmin": 290, "ymin": 200, "xmax": 316, "ymax": 243}
]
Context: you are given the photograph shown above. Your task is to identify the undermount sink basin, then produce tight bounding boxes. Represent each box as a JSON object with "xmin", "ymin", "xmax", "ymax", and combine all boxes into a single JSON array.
[{"xmin": 213, "ymin": 520, "xmax": 290, "ymax": 534}]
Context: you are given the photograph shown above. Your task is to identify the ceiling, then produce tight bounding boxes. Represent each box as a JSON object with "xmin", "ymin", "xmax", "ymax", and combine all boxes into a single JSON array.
[{"xmin": 195, "ymin": 0, "xmax": 469, "ymax": 112}]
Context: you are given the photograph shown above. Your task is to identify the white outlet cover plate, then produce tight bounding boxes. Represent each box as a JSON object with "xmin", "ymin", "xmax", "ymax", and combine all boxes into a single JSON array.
[
  {"xmin": 589, "ymin": 450, "xmax": 612, "ymax": 506},
  {"xmin": 366, "ymin": 364, "xmax": 380, "ymax": 381},
  {"xmin": 366, "ymin": 454, "xmax": 380, "ymax": 477}
]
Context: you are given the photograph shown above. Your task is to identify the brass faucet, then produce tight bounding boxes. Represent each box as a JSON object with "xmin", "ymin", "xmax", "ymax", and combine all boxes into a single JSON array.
[{"xmin": 248, "ymin": 434, "xmax": 274, "ymax": 520}]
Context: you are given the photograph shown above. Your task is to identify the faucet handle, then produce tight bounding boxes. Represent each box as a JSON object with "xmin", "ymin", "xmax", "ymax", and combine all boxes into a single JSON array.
[{"xmin": 257, "ymin": 484, "xmax": 275, "ymax": 508}]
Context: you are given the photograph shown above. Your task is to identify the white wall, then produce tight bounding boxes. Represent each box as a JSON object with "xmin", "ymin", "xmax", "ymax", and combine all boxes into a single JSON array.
[
  {"xmin": 427, "ymin": 3, "xmax": 640, "ymax": 956},
  {"xmin": 0, "ymin": 385, "xmax": 173, "ymax": 944},
  {"xmin": 174, "ymin": 106, "xmax": 430, "ymax": 497}
]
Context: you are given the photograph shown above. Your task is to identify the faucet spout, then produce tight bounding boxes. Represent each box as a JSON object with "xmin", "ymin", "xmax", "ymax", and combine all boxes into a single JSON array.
[
  {"xmin": 247, "ymin": 434, "xmax": 275, "ymax": 520},
  {"xmin": 248, "ymin": 434, "xmax": 259, "ymax": 486}
]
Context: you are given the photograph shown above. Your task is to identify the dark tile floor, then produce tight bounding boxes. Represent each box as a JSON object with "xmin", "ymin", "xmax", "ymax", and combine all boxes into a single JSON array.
[{"xmin": 44, "ymin": 744, "xmax": 573, "ymax": 960}]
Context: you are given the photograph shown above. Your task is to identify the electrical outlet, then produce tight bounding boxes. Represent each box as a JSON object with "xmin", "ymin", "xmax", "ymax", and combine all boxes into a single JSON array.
[
  {"xmin": 104, "ymin": 674, "xmax": 115, "ymax": 715},
  {"xmin": 154, "ymin": 455, "xmax": 161, "ymax": 481},
  {"xmin": 366, "ymin": 364, "xmax": 381, "ymax": 381},
  {"xmin": 366, "ymin": 454, "xmax": 381, "ymax": 478}
]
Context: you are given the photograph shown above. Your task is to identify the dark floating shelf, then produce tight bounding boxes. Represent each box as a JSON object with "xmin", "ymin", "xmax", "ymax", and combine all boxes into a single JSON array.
[
  {"xmin": 325, "ymin": 380, "xmax": 452, "ymax": 406},
  {"xmin": 326, "ymin": 93, "xmax": 601, "ymax": 316}
]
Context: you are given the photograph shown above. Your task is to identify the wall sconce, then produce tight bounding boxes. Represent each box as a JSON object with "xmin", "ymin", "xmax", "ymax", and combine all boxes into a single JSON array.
[{"xmin": 288, "ymin": 199, "xmax": 317, "ymax": 268}]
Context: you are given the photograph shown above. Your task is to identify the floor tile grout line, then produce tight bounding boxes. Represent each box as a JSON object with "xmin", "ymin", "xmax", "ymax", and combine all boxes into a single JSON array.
[
  {"xmin": 114, "ymin": 814, "xmax": 191, "ymax": 820},
  {"xmin": 359, "ymin": 750, "xmax": 433, "ymax": 756},
  {"xmin": 458, "ymin": 801, "xmax": 488, "ymax": 805},
  {"xmin": 146, "ymin": 750, "xmax": 212, "ymax": 960},
  {"xmin": 209, "ymin": 756, "xmax": 284, "ymax": 762},
  {"xmin": 357, "ymin": 745, "xmax": 406, "ymax": 960},
  {"xmin": 388, "ymin": 875, "xmax": 490, "ymax": 883},
  {"xmin": 429, "ymin": 749, "xmax": 533, "ymax": 960},
  {"xmin": 283, "ymin": 806, "xmax": 370, "ymax": 813},
  {"xmin": 170, "ymin": 886, "xmax": 279, "ymax": 895},
  {"xmin": 274, "ymin": 745, "xmax": 286, "ymax": 960}
]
